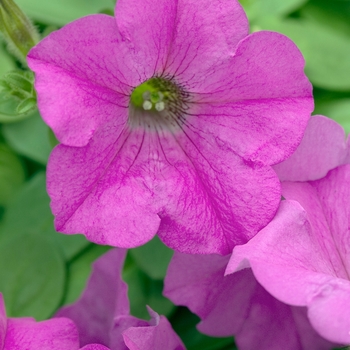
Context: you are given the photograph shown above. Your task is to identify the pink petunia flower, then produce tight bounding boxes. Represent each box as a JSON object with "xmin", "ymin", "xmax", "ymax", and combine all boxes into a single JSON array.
[
  {"xmin": 163, "ymin": 252, "xmax": 337, "ymax": 350},
  {"xmin": 228, "ymin": 118, "xmax": 350, "ymax": 344},
  {"xmin": 272, "ymin": 115, "xmax": 349, "ymax": 182},
  {"xmin": 0, "ymin": 293, "xmax": 81, "ymax": 350},
  {"xmin": 56, "ymin": 248, "xmax": 185, "ymax": 350},
  {"xmin": 27, "ymin": 0, "xmax": 313, "ymax": 254}
]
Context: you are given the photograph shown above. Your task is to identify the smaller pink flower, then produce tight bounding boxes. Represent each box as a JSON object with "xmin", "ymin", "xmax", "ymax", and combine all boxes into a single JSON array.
[
  {"xmin": 57, "ymin": 248, "xmax": 185, "ymax": 350},
  {"xmin": 0, "ymin": 293, "xmax": 80, "ymax": 350},
  {"xmin": 228, "ymin": 119, "xmax": 350, "ymax": 344},
  {"xmin": 273, "ymin": 115, "xmax": 349, "ymax": 181},
  {"xmin": 164, "ymin": 252, "xmax": 337, "ymax": 350}
]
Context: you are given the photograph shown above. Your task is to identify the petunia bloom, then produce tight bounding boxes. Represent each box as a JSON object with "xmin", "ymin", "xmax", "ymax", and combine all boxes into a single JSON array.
[
  {"xmin": 27, "ymin": 0, "xmax": 313, "ymax": 254},
  {"xmin": 228, "ymin": 130, "xmax": 350, "ymax": 345},
  {"xmin": 164, "ymin": 252, "xmax": 337, "ymax": 350},
  {"xmin": 0, "ymin": 293, "xmax": 80, "ymax": 350},
  {"xmin": 272, "ymin": 115, "xmax": 349, "ymax": 182},
  {"xmin": 56, "ymin": 248, "xmax": 185, "ymax": 350}
]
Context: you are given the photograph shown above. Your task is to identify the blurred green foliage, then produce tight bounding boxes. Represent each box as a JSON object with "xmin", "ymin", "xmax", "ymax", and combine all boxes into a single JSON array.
[{"xmin": 0, "ymin": 0, "xmax": 349, "ymax": 349}]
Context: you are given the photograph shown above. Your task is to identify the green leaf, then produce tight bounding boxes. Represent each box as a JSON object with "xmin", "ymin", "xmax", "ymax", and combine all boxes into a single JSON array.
[
  {"xmin": 15, "ymin": 0, "xmax": 115, "ymax": 26},
  {"xmin": 130, "ymin": 235, "xmax": 173, "ymax": 280},
  {"xmin": 16, "ymin": 97, "xmax": 36, "ymax": 113},
  {"xmin": 0, "ymin": 71, "xmax": 34, "ymax": 96},
  {"xmin": 239, "ymin": 0, "xmax": 307, "ymax": 21},
  {"xmin": 0, "ymin": 0, "xmax": 40, "ymax": 64},
  {"xmin": 300, "ymin": 1, "xmax": 350, "ymax": 38},
  {"xmin": 0, "ymin": 96, "xmax": 36, "ymax": 123},
  {"xmin": 123, "ymin": 255, "xmax": 175, "ymax": 320},
  {"xmin": 0, "ymin": 70, "xmax": 37, "ymax": 120},
  {"xmin": 2, "ymin": 111, "xmax": 52, "ymax": 164},
  {"xmin": 314, "ymin": 99, "xmax": 350, "ymax": 134},
  {"xmin": 0, "ymin": 172, "xmax": 89, "ymax": 259},
  {"xmin": 257, "ymin": 17, "xmax": 350, "ymax": 91},
  {"xmin": 0, "ymin": 233, "xmax": 65, "ymax": 320},
  {"xmin": 0, "ymin": 143, "xmax": 25, "ymax": 206},
  {"xmin": 62, "ymin": 244, "xmax": 111, "ymax": 305},
  {"xmin": 0, "ymin": 46, "xmax": 15, "ymax": 78}
]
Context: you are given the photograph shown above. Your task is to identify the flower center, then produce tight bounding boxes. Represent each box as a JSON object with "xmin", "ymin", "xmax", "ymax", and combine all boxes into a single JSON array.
[{"xmin": 129, "ymin": 77, "xmax": 189, "ymax": 130}]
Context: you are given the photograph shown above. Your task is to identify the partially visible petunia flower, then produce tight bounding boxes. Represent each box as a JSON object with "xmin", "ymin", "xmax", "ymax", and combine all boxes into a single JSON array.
[
  {"xmin": 0, "ymin": 293, "xmax": 111, "ymax": 350},
  {"xmin": 56, "ymin": 248, "xmax": 185, "ymax": 350},
  {"xmin": 0, "ymin": 293, "xmax": 80, "ymax": 350},
  {"xmin": 273, "ymin": 115, "xmax": 349, "ymax": 182},
  {"xmin": 163, "ymin": 252, "xmax": 337, "ymax": 350},
  {"xmin": 228, "ymin": 159, "xmax": 350, "ymax": 344},
  {"xmin": 27, "ymin": 0, "xmax": 313, "ymax": 254}
]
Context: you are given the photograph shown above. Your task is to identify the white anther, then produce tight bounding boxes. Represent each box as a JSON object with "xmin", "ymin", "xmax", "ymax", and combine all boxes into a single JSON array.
[
  {"xmin": 155, "ymin": 101, "xmax": 165, "ymax": 111},
  {"xmin": 143, "ymin": 100, "xmax": 153, "ymax": 110}
]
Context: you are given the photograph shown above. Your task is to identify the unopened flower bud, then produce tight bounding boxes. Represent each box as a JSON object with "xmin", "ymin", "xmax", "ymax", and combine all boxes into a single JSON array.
[{"xmin": 0, "ymin": 0, "xmax": 40, "ymax": 64}]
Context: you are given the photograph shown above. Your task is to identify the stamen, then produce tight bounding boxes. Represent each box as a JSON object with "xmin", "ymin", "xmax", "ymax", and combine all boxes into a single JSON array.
[
  {"xmin": 129, "ymin": 76, "xmax": 190, "ymax": 130},
  {"xmin": 143, "ymin": 100, "xmax": 152, "ymax": 110},
  {"xmin": 155, "ymin": 101, "xmax": 165, "ymax": 111}
]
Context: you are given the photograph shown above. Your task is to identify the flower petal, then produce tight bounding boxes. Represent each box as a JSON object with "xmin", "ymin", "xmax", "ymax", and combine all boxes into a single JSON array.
[
  {"xmin": 27, "ymin": 15, "xmax": 131, "ymax": 147},
  {"xmin": 4, "ymin": 318, "xmax": 79, "ymax": 350},
  {"xmin": 111, "ymin": 315, "xmax": 149, "ymax": 350},
  {"xmin": 165, "ymin": 0, "xmax": 248, "ymax": 86},
  {"xmin": 187, "ymin": 31, "xmax": 313, "ymax": 165},
  {"xmin": 273, "ymin": 116, "xmax": 348, "ymax": 181},
  {"xmin": 164, "ymin": 253, "xmax": 335, "ymax": 350},
  {"xmin": 188, "ymin": 98, "xmax": 311, "ymax": 166},
  {"xmin": 115, "ymin": 0, "xmax": 177, "ymax": 76},
  {"xmin": 122, "ymin": 307, "xmax": 185, "ymax": 350},
  {"xmin": 56, "ymin": 249, "xmax": 128, "ymax": 346},
  {"xmin": 163, "ymin": 253, "xmax": 249, "ymax": 337},
  {"xmin": 191, "ymin": 31, "xmax": 311, "ymax": 98},
  {"xmin": 227, "ymin": 200, "xmax": 350, "ymax": 344},
  {"xmin": 308, "ymin": 281, "xmax": 350, "ymax": 346},
  {"xmin": 80, "ymin": 345, "xmax": 110, "ymax": 350},
  {"xmin": 157, "ymin": 128, "xmax": 281, "ymax": 254},
  {"xmin": 282, "ymin": 171, "xmax": 350, "ymax": 279},
  {"xmin": 165, "ymin": 0, "xmax": 249, "ymax": 87},
  {"xmin": 0, "ymin": 295, "xmax": 7, "ymax": 349},
  {"xmin": 47, "ymin": 122, "xmax": 161, "ymax": 247},
  {"xmin": 48, "ymin": 112, "xmax": 280, "ymax": 254}
]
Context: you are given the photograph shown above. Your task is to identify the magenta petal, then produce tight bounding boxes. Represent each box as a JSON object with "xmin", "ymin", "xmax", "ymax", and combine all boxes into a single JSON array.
[
  {"xmin": 189, "ymin": 31, "xmax": 313, "ymax": 165},
  {"xmin": 346, "ymin": 136, "xmax": 350, "ymax": 163},
  {"xmin": 122, "ymin": 307, "xmax": 185, "ymax": 350},
  {"xmin": 273, "ymin": 116, "xmax": 348, "ymax": 181},
  {"xmin": 80, "ymin": 345, "xmax": 110, "ymax": 350},
  {"xmin": 164, "ymin": 253, "xmax": 247, "ymax": 337},
  {"xmin": 165, "ymin": 0, "xmax": 248, "ymax": 87},
  {"xmin": 157, "ymin": 130, "xmax": 281, "ymax": 254},
  {"xmin": 164, "ymin": 253, "xmax": 335, "ymax": 350},
  {"xmin": 56, "ymin": 248, "xmax": 128, "ymax": 346},
  {"xmin": 115, "ymin": 0, "xmax": 177, "ymax": 76},
  {"xmin": 4, "ymin": 318, "xmax": 79, "ymax": 350},
  {"xmin": 227, "ymin": 199, "xmax": 350, "ymax": 344},
  {"xmin": 47, "ymin": 125, "xmax": 160, "ymax": 247},
  {"xmin": 282, "ymin": 166, "xmax": 350, "ymax": 279},
  {"xmin": 27, "ymin": 15, "xmax": 130, "ymax": 147},
  {"xmin": 111, "ymin": 315, "xmax": 149, "ymax": 350},
  {"xmin": 0, "ymin": 295, "xmax": 7, "ymax": 349},
  {"xmin": 48, "ymin": 113, "xmax": 280, "ymax": 253},
  {"xmin": 227, "ymin": 201, "xmax": 332, "ymax": 304},
  {"xmin": 308, "ymin": 282, "xmax": 350, "ymax": 346},
  {"xmin": 192, "ymin": 31, "xmax": 311, "ymax": 99}
]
